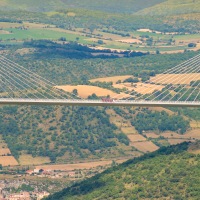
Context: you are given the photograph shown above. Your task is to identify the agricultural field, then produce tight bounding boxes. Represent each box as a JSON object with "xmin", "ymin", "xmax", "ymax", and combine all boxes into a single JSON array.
[
  {"xmin": 55, "ymin": 85, "xmax": 117, "ymax": 98},
  {"xmin": 90, "ymin": 75, "xmax": 132, "ymax": 84},
  {"xmin": 127, "ymin": 134, "xmax": 147, "ymax": 142},
  {"xmin": 0, "ymin": 21, "xmax": 199, "ymax": 53},
  {"xmin": 18, "ymin": 154, "xmax": 51, "ymax": 165},
  {"xmin": 0, "ymin": 136, "xmax": 18, "ymax": 166},
  {"xmin": 0, "ymin": 156, "xmax": 18, "ymax": 166},
  {"xmin": 130, "ymin": 141, "xmax": 159, "ymax": 153},
  {"xmin": 151, "ymin": 73, "xmax": 200, "ymax": 84},
  {"xmin": 36, "ymin": 159, "xmax": 127, "ymax": 171},
  {"xmin": 0, "ymin": 148, "xmax": 11, "ymax": 156}
]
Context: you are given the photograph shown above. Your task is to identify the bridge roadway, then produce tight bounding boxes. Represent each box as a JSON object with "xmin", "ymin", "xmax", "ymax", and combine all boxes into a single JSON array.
[{"xmin": 0, "ymin": 98, "xmax": 199, "ymax": 107}]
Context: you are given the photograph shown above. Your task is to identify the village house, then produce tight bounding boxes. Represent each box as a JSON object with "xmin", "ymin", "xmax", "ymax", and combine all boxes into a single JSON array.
[
  {"xmin": 33, "ymin": 169, "xmax": 43, "ymax": 174},
  {"xmin": 7, "ymin": 192, "xmax": 31, "ymax": 200},
  {"xmin": 68, "ymin": 171, "xmax": 76, "ymax": 178}
]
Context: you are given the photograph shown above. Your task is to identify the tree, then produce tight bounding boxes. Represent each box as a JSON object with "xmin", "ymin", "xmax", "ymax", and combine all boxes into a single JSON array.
[
  {"xmin": 58, "ymin": 37, "xmax": 66, "ymax": 41},
  {"xmin": 97, "ymin": 40, "xmax": 104, "ymax": 45},
  {"xmin": 188, "ymin": 43, "xmax": 196, "ymax": 47},
  {"xmin": 72, "ymin": 89, "xmax": 78, "ymax": 95}
]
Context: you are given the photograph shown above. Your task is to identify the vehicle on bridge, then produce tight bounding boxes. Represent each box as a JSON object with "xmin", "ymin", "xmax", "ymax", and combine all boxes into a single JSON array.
[{"xmin": 101, "ymin": 98, "xmax": 114, "ymax": 102}]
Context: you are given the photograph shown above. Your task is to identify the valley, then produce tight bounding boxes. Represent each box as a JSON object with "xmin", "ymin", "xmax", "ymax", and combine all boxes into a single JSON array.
[{"xmin": 0, "ymin": 0, "xmax": 199, "ymax": 199}]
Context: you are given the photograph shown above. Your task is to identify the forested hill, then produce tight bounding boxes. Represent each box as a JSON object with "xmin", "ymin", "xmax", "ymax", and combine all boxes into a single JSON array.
[
  {"xmin": 1, "ymin": 0, "xmax": 166, "ymax": 13},
  {"xmin": 45, "ymin": 142, "xmax": 200, "ymax": 200},
  {"xmin": 136, "ymin": 0, "xmax": 200, "ymax": 15},
  {"xmin": 1, "ymin": 0, "xmax": 199, "ymax": 15}
]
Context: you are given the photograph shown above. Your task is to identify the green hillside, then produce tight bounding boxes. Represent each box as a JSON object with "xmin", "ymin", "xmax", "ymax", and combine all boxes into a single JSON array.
[
  {"xmin": 45, "ymin": 142, "xmax": 200, "ymax": 200},
  {"xmin": 0, "ymin": 47, "xmax": 197, "ymax": 164},
  {"xmin": 0, "ymin": 0, "xmax": 166, "ymax": 13},
  {"xmin": 1, "ymin": 0, "xmax": 199, "ymax": 16},
  {"xmin": 136, "ymin": 0, "xmax": 200, "ymax": 15}
]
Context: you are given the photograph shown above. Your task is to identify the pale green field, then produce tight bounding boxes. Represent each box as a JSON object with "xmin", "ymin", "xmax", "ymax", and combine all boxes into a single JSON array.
[{"xmin": 0, "ymin": 22, "xmax": 199, "ymax": 53}]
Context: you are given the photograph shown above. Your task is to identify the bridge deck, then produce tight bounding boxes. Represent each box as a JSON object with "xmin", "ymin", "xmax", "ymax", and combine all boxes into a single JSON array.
[{"xmin": 0, "ymin": 98, "xmax": 199, "ymax": 107}]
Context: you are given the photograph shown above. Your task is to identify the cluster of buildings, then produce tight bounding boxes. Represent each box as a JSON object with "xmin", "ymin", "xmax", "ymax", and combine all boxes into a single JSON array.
[
  {"xmin": 2, "ymin": 191, "xmax": 49, "ymax": 200},
  {"xmin": 26, "ymin": 168, "xmax": 80, "ymax": 179},
  {"xmin": 0, "ymin": 180, "xmax": 49, "ymax": 200}
]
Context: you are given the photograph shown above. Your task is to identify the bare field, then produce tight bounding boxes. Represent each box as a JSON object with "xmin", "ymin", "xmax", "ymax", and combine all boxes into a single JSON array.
[
  {"xmin": 184, "ymin": 129, "xmax": 200, "ymax": 139},
  {"xmin": 55, "ymin": 85, "xmax": 117, "ymax": 98},
  {"xmin": 131, "ymin": 141, "xmax": 159, "ymax": 153},
  {"xmin": 0, "ymin": 156, "xmax": 18, "ymax": 166},
  {"xmin": 128, "ymin": 134, "xmax": 146, "ymax": 142},
  {"xmin": 116, "ymin": 39, "xmax": 142, "ymax": 44},
  {"xmin": 161, "ymin": 131, "xmax": 182, "ymax": 138},
  {"xmin": 134, "ymin": 83, "xmax": 164, "ymax": 94},
  {"xmin": 0, "ymin": 30, "xmax": 10, "ymax": 34},
  {"xmin": 161, "ymin": 129, "xmax": 200, "ymax": 140},
  {"xmin": 121, "ymin": 127, "xmax": 138, "ymax": 134},
  {"xmin": 90, "ymin": 75, "xmax": 133, "ymax": 84},
  {"xmin": 113, "ymin": 82, "xmax": 164, "ymax": 95},
  {"xmin": 36, "ymin": 159, "xmax": 127, "ymax": 171},
  {"xmin": 151, "ymin": 73, "xmax": 200, "ymax": 85},
  {"xmin": 23, "ymin": 22, "xmax": 49, "ymax": 28},
  {"xmin": 0, "ymin": 148, "xmax": 11, "ymax": 156},
  {"xmin": 168, "ymin": 139, "xmax": 193, "ymax": 145},
  {"xmin": 19, "ymin": 155, "xmax": 51, "ymax": 166},
  {"xmin": 55, "ymin": 85, "xmax": 130, "ymax": 99},
  {"xmin": 144, "ymin": 132, "xmax": 160, "ymax": 139},
  {"xmin": 190, "ymin": 121, "xmax": 200, "ymax": 128},
  {"xmin": 0, "ymin": 22, "xmax": 22, "ymax": 28}
]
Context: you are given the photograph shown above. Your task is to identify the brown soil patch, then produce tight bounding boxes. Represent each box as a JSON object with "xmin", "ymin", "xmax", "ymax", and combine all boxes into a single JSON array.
[
  {"xmin": 23, "ymin": 22, "xmax": 49, "ymax": 28},
  {"xmin": 131, "ymin": 141, "xmax": 159, "ymax": 153},
  {"xmin": 184, "ymin": 129, "xmax": 200, "ymax": 139},
  {"xmin": 128, "ymin": 134, "xmax": 146, "ymax": 142},
  {"xmin": 116, "ymin": 39, "xmax": 142, "ymax": 44},
  {"xmin": 168, "ymin": 139, "xmax": 192, "ymax": 145},
  {"xmin": 161, "ymin": 130, "xmax": 200, "ymax": 140},
  {"xmin": 144, "ymin": 132, "xmax": 160, "ymax": 138},
  {"xmin": 0, "ymin": 30, "xmax": 10, "ymax": 34},
  {"xmin": 55, "ymin": 85, "xmax": 117, "ymax": 98},
  {"xmin": 0, "ymin": 148, "xmax": 11, "ymax": 156},
  {"xmin": 161, "ymin": 131, "xmax": 184, "ymax": 139},
  {"xmin": 90, "ymin": 75, "xmax": 133, "ymax": 84},
  {"xmin": 67, "ymin": 12, "xmax": 76, "ymax": 17},
  {"xmin": 55, "ymin": 85, "xmax": 130, "ymax": 99},
  {"xmin": 19, "ymin": 155, "xmax": 51, "ymax": 165},
  {"xmin": 121, "ymin": 127, "xmax": 137, "ymax": 134},
  {"xmin": 0, "ymin": 156, "xmax": 18, "ymax": 166},
  {"xmin": 151, "ymin": 73, "xmax": 200, "ymax": 85},
  {"xmin": 0, "ymin": 22, "xmax": 22, "ymax": 28},
  {"xmin": 190, "ymin": 121, "xmax": 200, "ymax": 128},
  {"xmin": 36, "ymin": 159, "xmax": 127, "ymax": 171},
  {"xmin": 113, "ymin": 82, "xmax": 164, "ymax": 95},
  {"xmin": 133, "ymin": 83, "xmax": 164, "ymax": 94}
]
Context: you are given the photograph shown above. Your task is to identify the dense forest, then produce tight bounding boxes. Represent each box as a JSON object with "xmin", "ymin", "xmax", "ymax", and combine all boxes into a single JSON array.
[
  {"xmin": 1, "ymin": 0, "xmax": 166, "ymax": 13},
  {"xmin": 0, "ymin": 105, "xmax": 130, "ymax": 162},
  {"xmin": 45, "ymin": 142, "xmax": 200, "ymax": 200}
]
